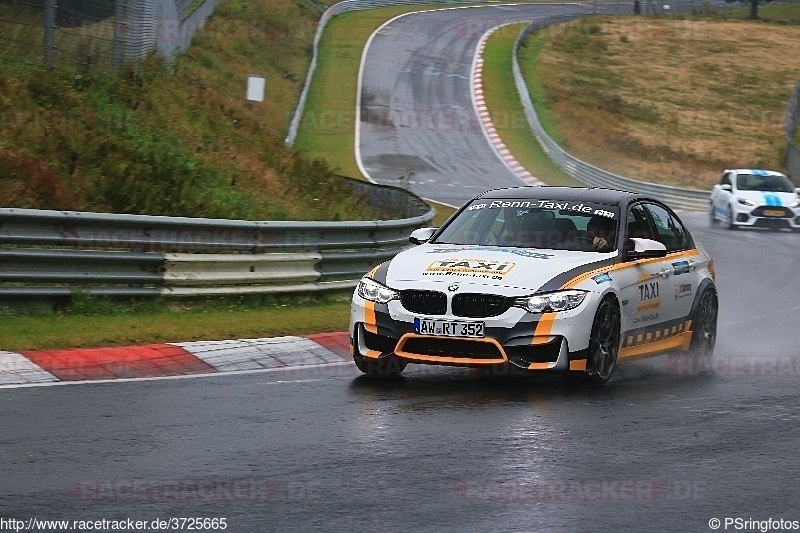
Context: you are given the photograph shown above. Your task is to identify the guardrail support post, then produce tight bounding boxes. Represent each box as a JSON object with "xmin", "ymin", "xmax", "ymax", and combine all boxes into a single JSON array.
[{"xmin": 43, "ymin": 0, "xmax": 57, "ymax": 67}]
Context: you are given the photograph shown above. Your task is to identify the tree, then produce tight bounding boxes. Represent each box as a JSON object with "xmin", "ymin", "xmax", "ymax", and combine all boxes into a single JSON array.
[{"xmin": 726, "ymin": 0, "xmax": 774, "ymax": 20}]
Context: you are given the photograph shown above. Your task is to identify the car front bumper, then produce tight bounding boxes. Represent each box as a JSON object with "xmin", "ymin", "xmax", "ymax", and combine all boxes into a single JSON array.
[
  {"xmin": 349, "ymin": 291, "xmax": 599, "ymax": 372},
  {"xmin": 728, "ymin": 203, "xmax": 800, "ymax": 228}
]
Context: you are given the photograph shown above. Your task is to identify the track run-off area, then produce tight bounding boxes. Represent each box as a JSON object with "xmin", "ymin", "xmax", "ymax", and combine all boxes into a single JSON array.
[{"xmin": 2, "ymin": 4, "xmax": 800, "ymax": 532}]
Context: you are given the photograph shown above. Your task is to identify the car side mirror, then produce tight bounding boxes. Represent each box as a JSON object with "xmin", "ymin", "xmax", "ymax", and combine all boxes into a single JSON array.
[
  {"xmin": 721, "ymin": 184, "xmax": 732, "ymax": 192},
  {"xmin": 795, "ymin": 188, "xmax": 800, "ymax": 195},
  {"xmin": 623, "ymin": 238, "xmax": 668, "ymax": 260},
  {"xmin": 409, "ymin": 227, "xmax": 437, "ymax": 245}
]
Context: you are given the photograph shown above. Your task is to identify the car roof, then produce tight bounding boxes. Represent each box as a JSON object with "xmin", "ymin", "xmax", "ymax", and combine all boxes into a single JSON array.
[
  {"xmin": 726, "ymin": 169, "xmax": 788, "ymax": 177},
  {"xmin": 476, "ymin": 186, "xmax": 646, "ymax": 207}
]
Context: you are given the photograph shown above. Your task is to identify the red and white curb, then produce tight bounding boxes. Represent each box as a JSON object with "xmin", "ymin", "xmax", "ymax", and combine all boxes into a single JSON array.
[
  {"xmin": 0, "ymin": 332, "xmax": 352, "ymax": 387},
  {"xmin": 472, "ymin": 25, "xmax": 544, "ymax": 187}
]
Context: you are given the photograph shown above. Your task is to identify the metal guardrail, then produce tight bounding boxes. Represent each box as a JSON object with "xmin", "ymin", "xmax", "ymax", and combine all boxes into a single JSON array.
[
  {"xmin": 511, "ymin": 17, "xmax": 712, "ymax": 211},
  {"xmin": 0, "ymin": 189, "xmax": 435, "ymax": 300}
]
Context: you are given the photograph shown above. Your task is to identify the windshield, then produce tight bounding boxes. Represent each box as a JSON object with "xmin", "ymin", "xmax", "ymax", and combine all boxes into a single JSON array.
[
  {"xmin": 433, "ymin": 199, "xmax": 619, "ymax": 252},
  {"xmin": 735, "ymin": 173, "xmax": 794, "ymax": 192}
]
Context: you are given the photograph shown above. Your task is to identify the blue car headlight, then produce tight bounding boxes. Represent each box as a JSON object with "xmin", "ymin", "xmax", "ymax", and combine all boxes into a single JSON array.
[
  {"xmin": 514, "ymin": 290, "xmax": 587, "ymax": 314},
  {"xmin": 357, "ymin": 276, "xmax": 399, "ymax": 304}
]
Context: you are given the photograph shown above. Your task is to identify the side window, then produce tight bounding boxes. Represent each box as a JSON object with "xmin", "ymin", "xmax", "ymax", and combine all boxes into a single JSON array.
[
  {"xmin": 643, "ymin": 203, "xmax": 692, "ymax": 252},
  {"xmin": 626, "ymin": 204, "xmax": 654, "ymax": 240},
  {"xmin": 720, "ymin": 172, "xmax": 732, "ymax": 186}
]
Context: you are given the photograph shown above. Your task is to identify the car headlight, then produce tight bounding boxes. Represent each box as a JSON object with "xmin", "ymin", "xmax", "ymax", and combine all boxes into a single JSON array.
[
  {"xmin": 737, "ymin": 197, "xmax": 756, "ymax": 207},
  {"xmin": 789, "ymin": 200, "xmax": 800, "ymax": 209},
  {"xmin": 514, "ymin": 290, "xmax": 587, "ymax": 314},
  {"xmin": 356, "ymin": 276, "xmax": 399, "ymax": 304}
]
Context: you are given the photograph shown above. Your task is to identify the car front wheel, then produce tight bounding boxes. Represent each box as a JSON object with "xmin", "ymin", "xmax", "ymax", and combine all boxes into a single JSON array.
[
  {"xmin": 725, "ymin": 205, "xmax": 737, "ymax": 230},
  {"xmin": 688, "ymin": 288, "xmax": 718, "ymax": 359},
  {"xmin": 585, "ymin": 298, "xmax": 620, "ymax": 384},
  {"xmin": 709, "ymin": 204, "xmax": 719, "ymax": 226}
]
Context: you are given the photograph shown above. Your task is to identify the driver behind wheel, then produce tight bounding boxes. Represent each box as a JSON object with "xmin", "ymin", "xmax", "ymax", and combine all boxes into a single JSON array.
[{"xmin": 586, "ymin": 215, "xmax": 616, "ymax": 252}]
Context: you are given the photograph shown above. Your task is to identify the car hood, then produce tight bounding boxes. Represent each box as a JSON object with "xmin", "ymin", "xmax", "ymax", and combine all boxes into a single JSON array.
[
  {"xmin": 386, "ymin": 243, "xmax": 614, "ymax": 293},
  {"xmin": 735, "ymin": 190, "xmax": 799, "ymax": 207}
]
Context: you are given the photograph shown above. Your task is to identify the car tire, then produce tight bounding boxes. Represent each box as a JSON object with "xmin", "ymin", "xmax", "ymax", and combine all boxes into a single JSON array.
[
  {"xmin": 353, "ymin": 354, "xmax": 407, "ymax": 377},
  {"xmin": 585, "ymin": 297, "xmax": 620, "ymax": 384},
  {"xmin": 725, "ymin": 205, "xmax": 737, "ymax": 230},
  {"xmin": 688, "ymin": 287, "xmax": 718, "ymax": 359},
  {"xmin": 709, "ymin": 204, "xmax": 719, "ymax": 226}
]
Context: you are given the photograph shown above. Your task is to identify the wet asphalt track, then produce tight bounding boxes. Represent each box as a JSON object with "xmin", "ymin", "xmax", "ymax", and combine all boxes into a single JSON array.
[{"xmin": 3, "ymin": 4, "xmax": 800, "ymax": 532}]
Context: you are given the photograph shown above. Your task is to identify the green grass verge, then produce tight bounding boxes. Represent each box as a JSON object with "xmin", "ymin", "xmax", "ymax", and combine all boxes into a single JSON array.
[
  {"xmin": 430, "ymin": 200, "xmax": 456, "ymax": 226},
  {"xmin": 481, "ymin": 24, "xmax": 582, "ymax": 187},
  {"xmin": 0, "ymin": 295, "xmax": 352, "ymax": 350}
]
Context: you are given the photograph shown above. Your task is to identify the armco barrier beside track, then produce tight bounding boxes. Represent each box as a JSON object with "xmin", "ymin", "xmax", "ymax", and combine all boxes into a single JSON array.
[{"xmin": 0, "ymin": 181, "xmax": 434, "ymax": 301}]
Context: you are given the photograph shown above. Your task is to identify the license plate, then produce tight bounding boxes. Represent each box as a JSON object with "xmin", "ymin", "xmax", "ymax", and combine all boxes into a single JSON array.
[
  {"xmin": 414, "ymin": 318, "xmax": 485, "ymax": 338},
  {"xmin": 763, "ymin": 209, "xmax": 784, "ymax": 217}
]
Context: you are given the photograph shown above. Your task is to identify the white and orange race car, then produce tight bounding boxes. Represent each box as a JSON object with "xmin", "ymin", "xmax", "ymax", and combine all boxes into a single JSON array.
[{"xmin": 350, "ymin": 187, "xmax": 718, "ymax": 383}]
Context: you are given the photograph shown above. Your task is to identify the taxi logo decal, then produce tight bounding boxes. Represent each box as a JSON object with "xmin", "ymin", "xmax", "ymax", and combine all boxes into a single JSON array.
[
  {"xmin": 424, "ymin": 259, "xmax": 516, "ymax": 279},
  {"xmin": 637, "ymin": 281, "xmax": 660, "ymax": 312}
]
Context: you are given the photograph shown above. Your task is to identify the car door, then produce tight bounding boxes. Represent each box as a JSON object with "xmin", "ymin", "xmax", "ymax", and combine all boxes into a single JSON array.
[
  {"xmin": 641, "ymin": 202, "xmax": 704, "ymax": 323},
  {"xmin": 712, "ymin": 171, "xmax": 735, "ymax": 220},
  {"xmin": 616, "ymin": 203, "xmax": 672, "ymax": 342},
  {"xmin": 711, "ymin": 171, "xmax": 734, "ymax": 220}
]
